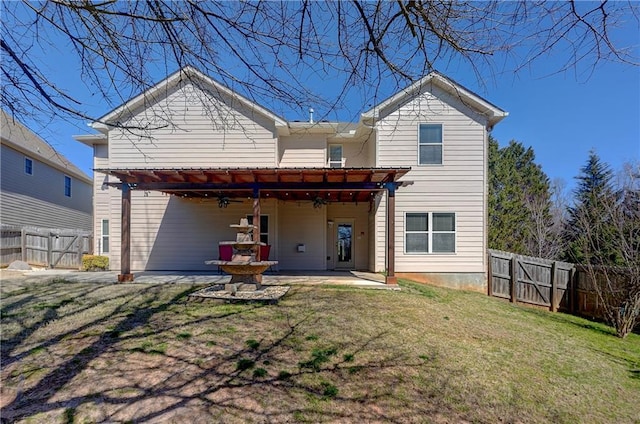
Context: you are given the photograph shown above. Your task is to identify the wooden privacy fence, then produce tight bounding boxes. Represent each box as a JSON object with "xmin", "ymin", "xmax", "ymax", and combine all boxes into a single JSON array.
[
  {"xmin": 1, "ymin": 225, "xmax": 92, "ymax": 269},
  {"xmin": 488, "ymin": 249, "xmax": 576, "ymax": 313},
  {"xmin": 488, "ymin": 249, "xmax": 622, "ymax": 321}
]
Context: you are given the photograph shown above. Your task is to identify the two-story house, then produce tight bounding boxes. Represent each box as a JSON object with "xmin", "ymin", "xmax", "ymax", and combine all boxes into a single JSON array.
[
  {"xmin": 76, "ymin": 67, "xmax": 507, "ymax": 290},
  {"xmin": 1, "ymin": 110, "xmax": 92, "ymax": 231}
]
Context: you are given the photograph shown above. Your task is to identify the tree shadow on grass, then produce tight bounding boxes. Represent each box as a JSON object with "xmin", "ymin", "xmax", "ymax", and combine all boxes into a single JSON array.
[
  {"xmin": 1, "ymin": 283, "xmax": 477, "ymax": 423},
  {"xmin": 1, "ymin": 280, "xmax": 224, "ymax": 421}
]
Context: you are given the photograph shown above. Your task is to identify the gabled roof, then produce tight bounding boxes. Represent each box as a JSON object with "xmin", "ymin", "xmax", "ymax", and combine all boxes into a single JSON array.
[
  {"xmin": 92, "ymin": 66, "xmax": 288, "ymax": 132},
  {"xmin": 0, "ymin": 109, "xmax": 92, "ymax": 184},
  {"xmin": 361, "ymin": 71, "xmax": 508, "ymax": 128}
]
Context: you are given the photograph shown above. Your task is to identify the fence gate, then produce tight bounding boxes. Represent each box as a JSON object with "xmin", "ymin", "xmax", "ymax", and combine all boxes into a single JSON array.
[
  {"xmin": 1, "ymin": 225, "xmax": 92, "ymax": 269},
  {"xmin": 488, "ymin": 249, "xmax": 575, "ymax": 312}
]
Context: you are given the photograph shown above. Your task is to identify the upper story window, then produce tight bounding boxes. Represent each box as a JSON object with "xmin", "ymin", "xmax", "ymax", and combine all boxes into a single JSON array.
[
  {"xmin": 64, "ymin": 175, "xmax": 72, "ymax": 197},
  {"xmin": 419, "ymin": 123, "xmax": 443, "ymax": 165},
  {"xmin": 25, "ymin": 157, "xmax": 33, "ymax": 175},
  {"xmin": 405, "ymin": 212, "xmax": 456, "ymax": 253},
  {"xmin": 328, "ymin": 144, "xmax": 343, "ymax": 168}
]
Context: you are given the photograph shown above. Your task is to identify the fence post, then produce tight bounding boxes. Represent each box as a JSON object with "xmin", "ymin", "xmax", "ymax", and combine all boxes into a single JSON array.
[
  {"xmin": 21, "ymin": 228, "xmax": 27, "ymax": 262},
  {"xmin": 47, "ymin": 232, "xmax": 53, "ymax": 269},
  {"xmin": 77, "ymin": 236, "xmax": 84, "ymax": 270},
  {"xmin": 550, "ymin": 261, "xmax": 557, "ymax": 312},
  {"xmin": 487, "ymin": 251, "xmax": 493, "ymax": 296},
  {"xmin": 569, "ymin": 267, "xmax": 577, "ymax": 314},
  {"xmin": 510, "ymin": 255, "xmax": 518, "ymax": 303}
]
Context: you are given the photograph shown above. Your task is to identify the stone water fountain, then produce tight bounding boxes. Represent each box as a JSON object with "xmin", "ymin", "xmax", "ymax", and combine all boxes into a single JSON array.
[{"xmin": 194, "ymin": 218, "xmax": 285, "ymax": 302}]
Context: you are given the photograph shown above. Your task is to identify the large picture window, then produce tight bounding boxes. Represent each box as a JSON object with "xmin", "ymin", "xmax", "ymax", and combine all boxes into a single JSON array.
[
  {"xmin": 405, "ymin": 212, "xmax": 455, "ymax": 253},
  {"xmin": 419, "ymin": 123, "xmax": 443, "ymax": 165}
]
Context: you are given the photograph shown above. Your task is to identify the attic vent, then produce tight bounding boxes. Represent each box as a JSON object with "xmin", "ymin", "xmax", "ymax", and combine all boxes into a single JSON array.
[{"xmin": 309, "ymin": 108, "xmax": 314, "ymax": 124}]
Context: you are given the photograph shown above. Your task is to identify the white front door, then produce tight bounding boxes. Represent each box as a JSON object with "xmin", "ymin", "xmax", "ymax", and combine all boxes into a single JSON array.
[{"xmin": 335, "ymin": 219, "xmax": 355, "ymax": 269}]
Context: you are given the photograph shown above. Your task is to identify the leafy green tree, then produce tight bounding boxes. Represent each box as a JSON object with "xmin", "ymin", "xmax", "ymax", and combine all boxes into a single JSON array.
[{"xmin": 488, "ymin": 137, "xmax": 553, "ymax": 256}]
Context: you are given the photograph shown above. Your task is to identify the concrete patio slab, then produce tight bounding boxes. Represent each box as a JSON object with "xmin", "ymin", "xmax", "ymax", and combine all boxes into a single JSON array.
[{"xmin": 2, "ymin": 269, "xmax": 398, "ymax": 289}]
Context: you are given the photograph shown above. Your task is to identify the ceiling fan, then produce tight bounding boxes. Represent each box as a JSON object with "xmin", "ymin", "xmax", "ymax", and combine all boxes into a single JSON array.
[{"xmin": 217, "ymin": 196, "xmax": 243, "ymax": 208}]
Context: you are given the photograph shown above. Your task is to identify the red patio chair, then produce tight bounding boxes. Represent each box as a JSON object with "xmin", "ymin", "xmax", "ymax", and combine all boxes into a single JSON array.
[
  {"xmin": 260, "ymin": 244, "xmax": 273, "ymax": 273},
  {"xmin": 218, "ymin": 244, "xmax": 233, "ymax": 274}
]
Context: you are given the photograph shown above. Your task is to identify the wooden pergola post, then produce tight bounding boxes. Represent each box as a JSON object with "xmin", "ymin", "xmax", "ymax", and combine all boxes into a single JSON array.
[
  {"xmin": 252, "ymin": 187, "xmax": 262, "ymax": 284},
  {"xmin": 253, "ymin": 187, "xmax": 261, "ymax": 261},
  {"xmin": 385, "ymin": 182, "xmax": 398, "ymax": 285},
  {"xmin": 118, "ymin": 183, "xmax": 134, "ymax": 282}
]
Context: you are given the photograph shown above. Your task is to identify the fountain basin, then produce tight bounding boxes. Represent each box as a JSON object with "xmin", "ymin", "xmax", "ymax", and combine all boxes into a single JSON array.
[{"xmin": 206, "ymin": 260, "xmax": 277, "ymax": 275}]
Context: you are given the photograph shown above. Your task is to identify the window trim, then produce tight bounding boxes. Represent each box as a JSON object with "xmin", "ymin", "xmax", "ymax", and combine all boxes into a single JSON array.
[
  {"xmin": 418, "ymin": 123, "xmax": 444, "ymax": 165},
  {"xmin": 328, "ymin": 144, "xmax": 344, "ymax": 168},
  {"xmin": 64, "ymin": 175, "xmax": 72, "ymax": 197},
  {"xmin": 404, "ymin": 212, "xmax": 456, "ymax": 254},
  {"xmin": 24, "ymin": 157, "xmax": 33, "ymax": 175}
]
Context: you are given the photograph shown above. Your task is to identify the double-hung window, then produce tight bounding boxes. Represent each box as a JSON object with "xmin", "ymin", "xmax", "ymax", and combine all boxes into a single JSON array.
[
  {"xmin": 25, "ymin": 157, "xmax": 33, "ymax": 175},
  {"xmin": 64, "ymin": 175, "xmax": 72, "ymax": 197},
  {"xmin": 418, "ymin": 123, "xmax": 443, "ymax": 165},
  {"xmin": 405, "ymin": 212, "xmax": 456, "ymax": 253},
  {"xmin": 101, "ymin": 219, "xmax": 110, "ymax": 254},
  {"xmin": 246, "ymin": 215, "xmax": 269, "ymax": 245},
  {"xmin": 328, "ymin": 144, "xmax": 343, "ymax": 168}
]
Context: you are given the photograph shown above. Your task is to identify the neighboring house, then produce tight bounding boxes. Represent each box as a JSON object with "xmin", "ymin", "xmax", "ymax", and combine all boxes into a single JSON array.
[
  {"xmin": 1, "ymin": 110, "xmax": 92, "ymax": 231},
  {"xmin": 76, "ymin": 67, "xmax": 507, "ymax": 290}
]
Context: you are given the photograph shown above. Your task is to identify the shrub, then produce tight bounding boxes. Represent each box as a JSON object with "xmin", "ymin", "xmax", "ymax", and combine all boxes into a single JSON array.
[{"xmin": 82, "ymin": 255, "xmax": 109, "ymax": 271}]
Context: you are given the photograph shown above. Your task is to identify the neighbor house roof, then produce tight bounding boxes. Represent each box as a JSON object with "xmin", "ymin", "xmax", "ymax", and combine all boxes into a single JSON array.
[
  {"xmin": 0, "ymin": 109, "xmax": 92, "ymax": 184},
  {"xmin": 361, "ymin": 71, "xmax": 508, "ymax": 128}
]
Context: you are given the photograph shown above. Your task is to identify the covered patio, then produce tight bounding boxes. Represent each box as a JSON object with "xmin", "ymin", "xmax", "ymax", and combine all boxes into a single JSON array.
[{"xmin": 98, "ymin": 167, "xmax": 411, "ymax": 285}]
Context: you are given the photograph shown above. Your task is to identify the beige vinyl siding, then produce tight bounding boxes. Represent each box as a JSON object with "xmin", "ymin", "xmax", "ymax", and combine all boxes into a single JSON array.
[
  {"xmin": 94, "ymin": 145, "xmax": 111, "ymax": 254},
  {"xmin": 277, "ymin": 201, "xmax": 325, "ymax": 270},
  {"xmin": 375, "ymin": 85, "xmax": 488, "ymax": 273},
  {"xmin": 108, "ymin": 82, "xmax": 278, "ymax": 168},
  {"xmin": 341, "ymin": 139, "xmax": 375, "ymax": 168},
  {"xmin": 109, "ymin": 191, "xmax": 278, "ymax": 271},
  {"xmin": 278, "ymin": 135, "xmax": 326, "ymax": 167},
  {"xmin": 0, "ymin": 144, "xmax": 92, "ymax": 230}
]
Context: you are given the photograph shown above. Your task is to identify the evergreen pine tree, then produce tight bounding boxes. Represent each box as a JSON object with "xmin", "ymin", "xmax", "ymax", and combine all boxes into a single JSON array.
[{"xmin": 565, "ymin": 151, "xmax": 616, "ymax": 264}]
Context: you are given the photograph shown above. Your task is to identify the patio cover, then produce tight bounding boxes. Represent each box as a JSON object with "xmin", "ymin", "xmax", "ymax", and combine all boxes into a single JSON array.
[
  {"xmin": 96, "ymin": 167, "xmax": 411, "ymax": 285},
  {"xmin": 97, "ymin": 167, "xmax": 410, "ymax": 203}
]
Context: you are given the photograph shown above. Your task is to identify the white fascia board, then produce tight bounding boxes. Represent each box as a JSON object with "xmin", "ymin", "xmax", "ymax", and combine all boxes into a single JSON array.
[
  {"xmin": 73, "ymin": 133, "xmax": 107, "ymax": 146},
  {"xmin": 361, "ymin": 72, "xmax": 508, "ymax": 127},
  {"xmin": 361, "ymin": 74, "xmax": 436, "ymax": 120},
  {"xmin": 94, "ymin": 66, "xmax": 287, "ymax": 129},
  {"xmin": 431, "ymin": 74, "xmax": 508, "ymax": 126}
]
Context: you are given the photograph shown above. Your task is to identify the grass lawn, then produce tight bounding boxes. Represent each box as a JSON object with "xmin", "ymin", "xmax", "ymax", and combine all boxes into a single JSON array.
[{"xmin": 1, "ymin": 274, "xmax": 639, "ymax": 423}]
